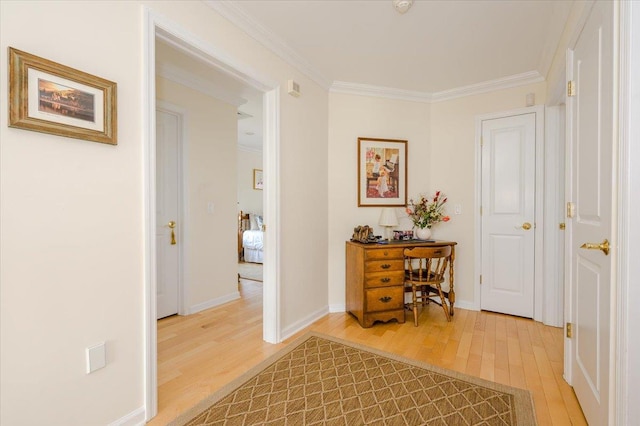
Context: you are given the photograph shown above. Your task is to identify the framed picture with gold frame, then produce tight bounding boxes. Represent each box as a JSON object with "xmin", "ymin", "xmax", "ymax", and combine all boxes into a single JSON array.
[
  {"xmin": 253, "ymin": 169, "xmax": 263, "ymax": 190},
  {"xmin": 358, "ymin": 137, "xmax": 407, "ymax": 207},
  {"xmin": 8, "ymin": 47, "xmax": 117, "ymax": 145}
]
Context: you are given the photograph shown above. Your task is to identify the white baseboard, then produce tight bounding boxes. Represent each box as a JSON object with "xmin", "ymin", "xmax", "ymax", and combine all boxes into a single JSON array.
[
  {"xmin": 453, "ymin": 300, "xmax": 479, "ymax": 312},
  {"xmin": 189, "ymin": 291, "xmax": 241, "ymax": 314},
  {"xmin": 281, "ymin": 306, "xmax": 329, "ymax": 341},
  {"xmin": 108, "ymin": 406, "xmax": 145, "ymax": 426},
  {"xmin": 329, "ymin": 303, "xmax": 345, "ymax": 313}
]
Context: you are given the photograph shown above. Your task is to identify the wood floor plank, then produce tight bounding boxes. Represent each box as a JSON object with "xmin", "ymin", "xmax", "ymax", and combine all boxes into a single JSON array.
[
  {"xmin": 149, "ymin": 279, "xmax": 586, "ymax": 426},
  {"xmin": 494, "ymin": 339, "xmax": 510, "ymax": 386}
]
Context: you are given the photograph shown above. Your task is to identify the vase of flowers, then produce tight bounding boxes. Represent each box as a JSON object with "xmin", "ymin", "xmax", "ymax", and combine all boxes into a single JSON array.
[
  {"xmin": 406, "ymin": 191, "xmax": 451, "ymax": 239},
  {"xmin": 415, "ymin": 227, "xmax": 432, "ymax": 240}
]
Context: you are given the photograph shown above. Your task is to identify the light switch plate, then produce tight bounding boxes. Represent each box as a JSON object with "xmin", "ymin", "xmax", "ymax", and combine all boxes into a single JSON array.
[{"xmin": 86, "ymin": 342, "xmax": 106, "ymax": 374}]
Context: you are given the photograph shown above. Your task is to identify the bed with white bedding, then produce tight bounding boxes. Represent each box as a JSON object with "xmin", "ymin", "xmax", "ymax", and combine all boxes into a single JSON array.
[
  {"xmin": 238, "ymin": 211, "xmax": 264, "ymax": 264},
  {"xmin": 242, "ymin": 229, "xmax": 264, "ymax": 263}
]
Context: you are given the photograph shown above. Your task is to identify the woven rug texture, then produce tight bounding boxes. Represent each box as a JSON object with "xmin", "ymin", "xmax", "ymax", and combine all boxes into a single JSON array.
[{"xmin": 169, "ymin": 332, "xmax": 536, "ymax": 426}]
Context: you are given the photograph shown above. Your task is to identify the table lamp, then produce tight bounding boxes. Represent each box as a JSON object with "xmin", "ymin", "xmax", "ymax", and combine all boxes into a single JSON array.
[{"xmin": 378, "ymin": 208, "xmax": 399, "ymax": 241}]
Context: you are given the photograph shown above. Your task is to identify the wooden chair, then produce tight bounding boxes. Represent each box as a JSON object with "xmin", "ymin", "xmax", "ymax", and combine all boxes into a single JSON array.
[{"xmin": 404, "ymin": 246, "xmax": 452, "ymax": 326}]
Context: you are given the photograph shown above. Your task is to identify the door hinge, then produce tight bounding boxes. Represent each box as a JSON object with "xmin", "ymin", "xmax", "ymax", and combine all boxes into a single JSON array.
[
  {"xmin": 559, "ymin": 223, "xmax": 566, "ymax": 230},
  {"xmin": 480, "ymin": 274, "xmax": 482, "ymax": 285},
  {"xmin": 566, "ymin": 322, "xmax": 573, "ymax": 338},
  {"xmin": 567, "ymin": 202, "xmax": 575, "ymax": 218},
  {"xmin": 567, "ymin": 80, "xmax": 576, "ymax": 97}
]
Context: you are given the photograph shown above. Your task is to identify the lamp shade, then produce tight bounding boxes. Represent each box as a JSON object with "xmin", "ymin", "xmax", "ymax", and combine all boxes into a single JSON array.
[{"xmin": 379, "ymin": 208, "xmax": 399, "ymax": 227}]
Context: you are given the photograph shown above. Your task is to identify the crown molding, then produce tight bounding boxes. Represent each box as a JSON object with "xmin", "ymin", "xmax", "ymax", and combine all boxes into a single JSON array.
[
  {"xmin": 430, "ymin": 71, "xmax": 545, "ymax": 102},
  {"xmin": 205, "ymin": 0, "xmax": 332, "ymax": 90},
  {"xmin": 330, "ymin": 81, "xmax": 432, "ymax": 103},
  {"xmin": 204, "ymin": 1, "xmax": 546, "ymax": 103},
  {"xmin": 331, "ymin": 71, "xmax": 545, "ymax": 104},
  {"xmin": 156, "ymin": 62, "xmax": 247, "ymax": 107}
]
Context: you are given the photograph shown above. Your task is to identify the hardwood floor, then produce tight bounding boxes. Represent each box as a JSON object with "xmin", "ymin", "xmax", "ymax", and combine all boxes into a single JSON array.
[{"xmin": 149, "ymin": 279, "xmax": 586, "ymax": 425}]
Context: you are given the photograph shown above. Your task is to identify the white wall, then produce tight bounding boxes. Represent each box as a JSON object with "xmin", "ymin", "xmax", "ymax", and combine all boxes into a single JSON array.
[
  {"xmin": 157, "ymin": 76, "xmax": 238, "ymax": 309},
  {"xmin": 327, "ymin": 94, "xmax": 431, "ymax": 311},
  {"xmin": 237, "ymin": 147, "xmax": 263, "ymax": 216},
  {"xmin": 429, "ymin": 82, "xmax": 547, "ymax": 305},
  {"xmin": 327, "ymin": 83, "xmax": 547, "ymax": 313},
  {"xmin": 0, "ymin": 2, "xmax": 143, "ymax": 424},
  {"xmin": 0, "ymin": 1, "xmax": 329, "ymax": 423},
  {"xmin": 278, "ymin": 76, "xmax": 329, "ymax": 332}
]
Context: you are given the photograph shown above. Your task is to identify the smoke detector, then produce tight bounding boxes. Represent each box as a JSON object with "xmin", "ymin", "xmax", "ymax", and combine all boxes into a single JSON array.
[{"xmin": 392, "ymin": 0, "xmax": 413, "ymax": 14}]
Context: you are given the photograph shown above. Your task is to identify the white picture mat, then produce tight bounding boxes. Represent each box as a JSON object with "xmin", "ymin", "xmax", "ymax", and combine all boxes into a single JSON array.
[
  {"xmin": 28, "ymin": 68, "xmax": 104, "ymax": 132},
  {"xmin": 359, "ymin": 140, "xmax": 406, "ymax": 206}
]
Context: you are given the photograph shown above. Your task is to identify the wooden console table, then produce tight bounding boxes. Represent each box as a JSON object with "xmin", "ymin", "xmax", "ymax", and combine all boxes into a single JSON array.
[{"xmin": 346, "ymin": 239, "xmax": 457, "ymax": 328}]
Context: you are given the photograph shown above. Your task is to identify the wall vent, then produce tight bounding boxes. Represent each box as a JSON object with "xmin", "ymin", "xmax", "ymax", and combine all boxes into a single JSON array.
[{"xmin": 288, "ymin": 80, "xmax": 301, "ymax": 97}]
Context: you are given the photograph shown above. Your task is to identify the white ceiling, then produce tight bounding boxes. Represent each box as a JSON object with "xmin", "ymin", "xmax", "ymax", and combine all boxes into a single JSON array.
[
  {"xmin": 209, "ymin": 0, "xmax": 574, "ymax": 94},
  {"xmin": 157, "ymin": 0, "xmax": 575, "ymax": 152}
]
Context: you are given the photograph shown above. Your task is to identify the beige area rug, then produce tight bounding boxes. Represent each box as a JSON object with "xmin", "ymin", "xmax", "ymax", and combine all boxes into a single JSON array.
[
  {"xmin": 238, "ymin": 262, "xmax": 262, "ymax": 282},
  {"xmin": 169, "ymin": 332, "xmax": 536, "ymax": 426}
]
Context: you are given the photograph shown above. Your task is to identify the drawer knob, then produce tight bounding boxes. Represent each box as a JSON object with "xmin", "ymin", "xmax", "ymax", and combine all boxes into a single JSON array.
[
  {"xmin": 379, "ymin": 296, "xmax": 392, "ymax": 303},
  {"xmin": 381, "ymin": 264, "xmax": 391, "ymax": 269},
  {"xmin": 383, "ymin": 251, "xmax": 389, "ymax": 256},
  {"xmin": 380, "ymin": 277, "xmax": 391, "ymax": 283}
]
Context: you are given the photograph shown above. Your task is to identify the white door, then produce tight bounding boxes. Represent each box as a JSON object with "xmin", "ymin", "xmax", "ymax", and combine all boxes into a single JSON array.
[
  {"xmin": 481, "ymin": 113, "xmax": 536, "ymax": 317},
  {"xmin": 567, "ymin": 1, "xmax": 614, "ymax": 423},
  {"xmin": 156, "ymin": 108, "xmax": 181, "ymax": 319}
]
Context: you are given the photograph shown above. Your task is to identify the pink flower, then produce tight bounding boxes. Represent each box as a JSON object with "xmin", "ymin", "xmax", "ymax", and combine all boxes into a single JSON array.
[{"xmin": 442, "ymin": 216, "xmax": 451, "ymax": 222}]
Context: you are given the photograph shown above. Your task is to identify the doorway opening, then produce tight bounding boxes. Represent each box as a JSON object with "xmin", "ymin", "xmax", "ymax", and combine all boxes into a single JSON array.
[{"xmin": 143, "ymin": 8, "xmax": 281, "ymax": 420}]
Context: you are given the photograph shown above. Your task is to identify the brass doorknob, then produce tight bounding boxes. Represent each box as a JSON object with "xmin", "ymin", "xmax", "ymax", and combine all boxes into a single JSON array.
[
  {"xmin": 167, "ymin": 221, "xmax": 177, "ymax": 245},
  {"xmin": 521, "ymin": 222, "xmax": 532, "ymax": 230},
  {"xmin": 580, "ymin": 239, "xmax": 609, "ymax": 256}
]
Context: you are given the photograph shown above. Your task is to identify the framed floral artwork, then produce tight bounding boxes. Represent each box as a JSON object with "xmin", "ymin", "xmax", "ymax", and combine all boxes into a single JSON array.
[
  {"xmin": 8, "ymin": 47, "xmax": 117, "ymax": 145},
  {"xmin": 357, "ymin": 137, "xmax": 407, "ymax": 207}
]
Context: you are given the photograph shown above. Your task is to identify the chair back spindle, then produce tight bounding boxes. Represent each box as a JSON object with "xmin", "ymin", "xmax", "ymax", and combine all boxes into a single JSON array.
[{"xmin": 404, "ymin": 246, "xmax": 452, "ymax": 325}]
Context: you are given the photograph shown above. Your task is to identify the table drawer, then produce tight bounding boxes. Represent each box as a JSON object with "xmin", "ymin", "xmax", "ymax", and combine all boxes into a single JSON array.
[
  {"xmin": 364, "ymin": 271, "xmax": 405, "ymax": 288},
  {"xmin": 365, "ymin": 248, "xmax": 404, "ymax": 261},
  {"xmin": 364, "ymin": 259, "xmax": 404, "ymax": 273},
  {"xmin": 366, "ymin": 287, "xmax": 404, "ymax": 312}
]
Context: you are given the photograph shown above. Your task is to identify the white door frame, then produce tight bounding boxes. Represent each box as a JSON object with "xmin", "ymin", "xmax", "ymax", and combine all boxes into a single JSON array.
[
  {"xmin": 474, "ymin": 105, "xmax": 545, "ymax": 321},
  {"xmin": 156, "ymin": 101, "xmax": 188, "ymax": 317},
  {"xmin": 543, "ymin": 105, "xmax": 565, "ymax": 328},
  {"xmin": 143, "ymin": 7, "xmax": 281, "ymax": 420},
  {"xmin": 615, "ymin": 1, "xmax": 636, "ymax": 423}
]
